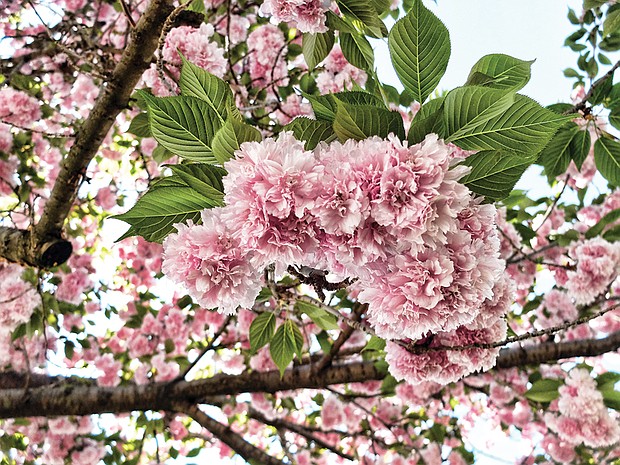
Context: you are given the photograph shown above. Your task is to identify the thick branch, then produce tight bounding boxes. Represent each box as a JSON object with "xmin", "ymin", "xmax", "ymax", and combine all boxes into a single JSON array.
[
  {"xmin": 175, "ymin": 403, "xmax": 286, "ymax": 465},
  {"xmin": 0, "ymin": 332, "xmax": 617, "ymax": 419},
  {"xmin": 0, "ymin": 227, "xmax": 71, "ymax": 268},
  {"xmin": 495, "ymin": 330, "xmax": 620, "ymax": 368},
  {"xmin": 0, "ymin": 362, "xmax": 383, "ymax": 419},
  {"xmin": 0, "ymin": 0, "xmax": 175, "ymax": 268}
]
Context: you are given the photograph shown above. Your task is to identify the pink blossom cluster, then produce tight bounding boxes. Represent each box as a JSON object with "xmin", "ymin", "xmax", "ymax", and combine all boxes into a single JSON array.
[
  {"xmin": 143, "ymin": 24, "xmax": 226, "ymax": 96},
  {"xmin": 0, "ymin": 87, "xmax": 41, "ymax": 127},
  {"xmin": 0, "ymin": 263, "xmax": 41, "ymax": 336},
  {"xmin": 247, "ymin": 24, "xmax": 289, "ymax": 87},
  {"xmin": 162, "ymin": 132, "xmax": 510, "ymax": 384},
  {"xmin": 564, "ymin": 237, "xmax": 620, "ymax": 305},
  {"xmin": 316, "ymin": 45, "xmax": 367, "ymax": 93},
  {"xmin": 544, "ymin": 368, "xmax": 620, "ymax": 448},
  {"xmin": 260, "ymin": 0, "xmax": 331, "ymax": 33}
]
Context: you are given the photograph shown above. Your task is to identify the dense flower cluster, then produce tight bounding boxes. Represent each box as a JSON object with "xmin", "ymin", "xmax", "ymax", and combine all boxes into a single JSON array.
[
  {"xmin": 544, "ymin": 368, "xmax": 620, "ymax": 447},
  {"xmin": 260, "ymin": 0, "xmax": 331, "ymax": 33},
  {"xmin": 0, "ymin": 263, "xmax": 41, "ymax": 337},
  {"xmin": 163, "ymin": 132, "xmax": 510, "ymax": 384}
]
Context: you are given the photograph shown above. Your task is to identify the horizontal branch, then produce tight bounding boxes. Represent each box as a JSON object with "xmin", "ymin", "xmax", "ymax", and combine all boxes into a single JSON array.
[
  {"xmin": 0, "ymin": 332, "xmax": 617, "ymax": 419},
  {"xmin": 495, "ymin": 330, "xmax": 620, "ymax": 368},
  {"xmin": 0, "ymin": 361, "xmax": 383, "ymax": 419}
]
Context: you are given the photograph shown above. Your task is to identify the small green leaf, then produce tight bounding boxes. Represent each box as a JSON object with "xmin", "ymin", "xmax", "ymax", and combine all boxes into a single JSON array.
[
  {"xmin": 594, "ymin": 137, "xmax": 620, "ymax": 185},
  {"xmin": 602, "ymin": 389, "xmax": 620, "ymax": 411},
  {"xmin": 408, "ymin": 97, "xmax": 445, "ymax": 144},
  {"xmin": 139, "ymin": 91, "xmax": 222, "ymax": 163},
  {"xmin": 459, "ymin": 150, "xmax": 535, "ymax": 200},
  {"xmin": 249, "ymin": 312, "xmax": 276, "ymax": 353},
  {"xmin": 127, "ymin": 112, "xmax": 152, "ymax": 137},
  {"xmin": 111, "ymin": 186, "xmax": 222, "ymax": 243},
  {"xmin": 284, "ymin": 117, "xmax": 336, "ymax": 150},
  {"xmin": 524, "ymin": 378, "xmax": 562, "ymax": 402},
  {"xmin": 166, "ymin": 163, "xmax": 226, "ymax": 200},
  {"xmin": 295, "ymin": 300, "xmax": 339, "ymax": 331},
  {"xmin": 179, "ymin": 55, "xmax": 231, "ymax": 121},
  {"xmin": 538, "ymin": 122, "xmax": 579, "ymax": 179},
  {"xmin": 585, "ymin": 208, "xmax": 620, "ymax": 238},
  {"xmin": 363, "ymin": 335, "xmax": 386, "ymax": 352},
  {"xmin": 388, "ymin": 0, "xmax": 450, "ymax": 103},
  {"xmin": 465, "ymin": 54, "xmax": 534, "ymax": 92},
  {"xmin": 444, "ymin": 91, "xmax": 573, "ymax": 154},
  {"xmin": 302, "ymin": 31, "xmax": 335, "ymax": 70},
  {"xmin": 340, "ymin": 32, "xmax": 374, "ymax": 71},
  {"xmin": 270, "ymin": 320, "xmax": 304, "ymax": 376},
  {"xmin": 333, "ymin": 98, "xmax": 405, "ymax": 141},
  {"xmin": 211, "ymin": 118, "xmax": 262, "ymax": 164},
  {"xmin": 569, "ymin": 129, "xmax": 591, "ymax": 170},
  {"xmin": 336, "ymin": 0, "xmax": 387, "ymax": 38},
  {"xmin": 604, "ymin": 9, "xmax": 620, "ymax": 37}
]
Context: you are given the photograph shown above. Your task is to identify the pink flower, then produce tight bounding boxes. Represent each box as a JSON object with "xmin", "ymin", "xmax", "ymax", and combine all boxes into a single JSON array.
[
  {"xmin": 162, "ymin": 208, "xmax": 263, "ymax": 314},
  {"xmin": 0, "ymin": 155, "xmax": 18, "ymax": 196},
  {"xmin": 261, "ymin": 0, "xmax": 330, "ymax": 33},
  {"xmin": 0, "ymin": 263, "xmax": 41, "ymax": 335},
  {"xmin": 0, "ymin": 87, "xmax": 41, "ymax": 127},
  {"xmin": 222, "ymin": 132, "xmax": 324, "ymax": 271},
  {"xmin": 316, "ymin": 45, "xmax": 367, "ymax": 93},
  {"xmin": 247, "ymin": 25, "xmax": 288, "ymax": 87},
  {"xmin": 55, "ymin": 268, "xmax": 92, "ymax": 305},
  {"xmin": 162, "ymin": 24, "xmax": 226, "ymax": 78},
  {"xmin": 321, "ymin": 395, "xmax": 345, "ymax": 429},
  {"xmin": 566, "ymin": 238, "xmax": 620, "ymax": 305}
]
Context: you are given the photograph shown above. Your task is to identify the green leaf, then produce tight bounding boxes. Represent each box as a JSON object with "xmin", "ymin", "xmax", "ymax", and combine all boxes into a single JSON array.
[
  {"xmin": 524, "ymin": 378, "xmax": 562, "ymax": 402},
  {"xmin": 127, "ymin": 112, "xmax": 152, "ymax": 137},
  {"xmin": 465, "ymin": 54, "xmax": 534, "ymax": 92},
  {"xmin": 442, "ymin": 86, "xmax": 516, "ymax": 142},
  {"xmin": 139, "ymin": 91, "xmax": 223, "ymax": 163},
  {"xmin": 152, "ymin": 145, "xmax": 175, "ymax": 164},
  {"xmin": 444, "ymin": 92, "xmax": 573, "ymax": 154},
  {"xmin": 295, "ymin": 300, "xmax": 339, "ymax": 331},
  {"xmin": 602, "ymin": 389, "xmax": 620, "ymax": 411},
  {"xmin": 336, "ymin": 0, "xmax": 387, "ymax": 38},
  {"xmin": 249, "ymin": 312, "xmax": 276, "ymax": 353},
  {"xmin": 605, "ymin": 8, "xmax": 620, "ymax": 38},
  {"xmin": 211, "ymin": 118, "xmax": 262, "ymax": 164},
  {"xmin": 179, "ymin": 56, "xmax": 231, "ymax": 122},
  {"xmin": 538, "ymin": 122, "xmax": 579, "ymax": 179},
  {"xmin": 284, "ymin": 117, "xmax": 337, "ymax": 150},
  {"xmin": 569, "ymin": 128, "xmax": 591, "ymax": 170},
  {"xmin": 166, "ymin": 163, "xmax": 226, "ymax": 200},
  {"xmin": 333, "ymin": 99, "xmax": 405, "ymax": 141},
  {"xmin": 340, "ymin": 32, "xmax": 374, "ymax": 71},
  {"xmin": 594, "ymin": 137, "xmax": 620, "ymax": 185},
  {"xmin": 388, "ymin": 0, "xmax": 450, "ymax": 103},
  {"xmin": 459, "ymin": 150, "xmax": 535, "ymax": 200},
  {"xmin": 270, "ymin": 320, "xmax": 304, "ymax": 377},
  {"xmin": 363, "ymin": 335, "xmax": 386, "ymax": 352},
  {"xmin": 596, "ymin": 372, "xmax": 620, "ymax": 390},
  {"xmin": 584, "ymin": 0, "xmax": 606, "ymax": 10},
  {"xmin": 302, "ymin": 31, "xmax": 335, "ymax": 70},
  {"xmin": 408, "ymin": 97, "xmax": 445, "ymax": 144},
  {"xmin": 305, "ymin": 91, "xmax": 385, "ymax": 122},
  {"xmin": 585, "ymin": 208, "xmax": 620, "ymax": 238},
  {"xmin": 111, "ymin": 186, "xmax": 222, "ymax": 243},
  {"xmin": 603, "ymin": 224, "xmax": 620, "ymax": 241}
]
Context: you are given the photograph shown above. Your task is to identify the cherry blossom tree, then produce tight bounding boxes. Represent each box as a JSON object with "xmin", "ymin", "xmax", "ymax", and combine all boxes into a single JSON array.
[{"xmin": 0, "ymin": 0, "xmax": 619, "ymax": 464}]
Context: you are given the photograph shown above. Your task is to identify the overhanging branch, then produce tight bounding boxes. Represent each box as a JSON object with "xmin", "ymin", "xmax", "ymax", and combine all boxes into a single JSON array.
[{"xmin": 0, "ymin": 0, "xmax": 175, "ymax": 268}]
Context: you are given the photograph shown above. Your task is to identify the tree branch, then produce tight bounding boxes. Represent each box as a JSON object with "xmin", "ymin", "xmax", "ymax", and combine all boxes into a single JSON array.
[
  {"xmin": 495, "ymin": 330, "xmax": 620, "ymax": 368},
  {"xmin": 0, "ymin": 0, "xmax": 175, "ymax": 268},
  {"xmin": 174, "ymin": 403, "xmax": 286, "ymax": 465},
  {"xmin": 0, "ymin": 332, "xmax": 617, "ymax": 419}
]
